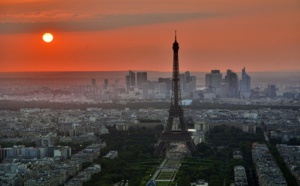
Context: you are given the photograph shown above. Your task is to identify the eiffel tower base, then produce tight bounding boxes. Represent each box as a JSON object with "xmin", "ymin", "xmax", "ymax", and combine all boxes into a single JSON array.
[{"xmin": 154, "ymin": 130, "xmax": 197, "ymax": 156}]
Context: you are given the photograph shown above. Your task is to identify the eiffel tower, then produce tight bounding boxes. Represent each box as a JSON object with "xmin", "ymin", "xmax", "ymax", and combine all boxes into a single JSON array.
[{"xmin": 154, "ymin": 32, "xmax": 197, "ymax": 156}]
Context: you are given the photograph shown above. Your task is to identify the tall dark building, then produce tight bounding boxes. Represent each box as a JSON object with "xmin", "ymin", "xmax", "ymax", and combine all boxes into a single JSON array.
[
  {"xmin": 206, "ymin": 70, "xmax": 222, "ymax": 88},
  {"xmin": 205, "ymin": 70, "xmax": 222, "ymax": 97},
  {"xmin": 129, "ymin": 70, "xmax": 135, "ymax": 87},
  {"xmin": 225, "ymin": 69, "xmax": 239, "ymax": 98},
  {"xmin": 154, "ymin": 32, "xmax": 196, "ymax": 156},
  {"xmin": 125, "ymin": 70, "xmax": 135, "ymax": 91},
  {"xmin": 240, "ymin": 67, "xmax": 251, "ymax": 98},
  {"xmin": 137, "ymin": 72, "xmax": 147, "ymax": 87}
]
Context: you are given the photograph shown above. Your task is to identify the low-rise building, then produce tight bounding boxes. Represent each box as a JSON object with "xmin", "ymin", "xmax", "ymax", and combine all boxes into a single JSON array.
[
  {"xmin": 252, "ymin": 143, "xmax": 287, "ymax": 186},
  {"xmin": 234, "ymin": 165, "xmax": 248, "ymax": 186}
]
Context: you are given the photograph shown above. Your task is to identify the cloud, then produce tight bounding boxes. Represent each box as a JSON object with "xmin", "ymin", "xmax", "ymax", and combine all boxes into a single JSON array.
[
  {"xmin": 0, "ymin": 9, "xmax": 90, "ymax": 23},
  {"xmin": 0, "ymin": 12, "xmax": 217, "ymax": 34}
]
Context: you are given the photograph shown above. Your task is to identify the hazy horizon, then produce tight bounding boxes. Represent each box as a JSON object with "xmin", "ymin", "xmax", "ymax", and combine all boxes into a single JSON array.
[{"xmin": 1, "ymin": 71, "xmax": 299, "ymax": 88}]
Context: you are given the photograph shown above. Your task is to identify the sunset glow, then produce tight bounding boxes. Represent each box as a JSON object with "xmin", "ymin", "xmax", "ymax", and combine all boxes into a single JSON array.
[
  {"xmin": 42, "ymin": 33, "xmax": 53, "ymax": 43},
  {"xmin": 0, "ymin": 0, "xmax": 300, "ymax": 72}
]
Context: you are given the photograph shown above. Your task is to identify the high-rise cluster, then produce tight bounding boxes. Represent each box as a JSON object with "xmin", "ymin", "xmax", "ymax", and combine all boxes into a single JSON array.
[
  {"xmin": 125, "ymin": 70, "xmax": 196, "ymax": 100},
  {"xmin": 125, "ymin": 71, "xmax": 148, "ymax": 91},
  {"xmin": 205, "ymin": 67, "xmax": 251, "ymax": 98}
]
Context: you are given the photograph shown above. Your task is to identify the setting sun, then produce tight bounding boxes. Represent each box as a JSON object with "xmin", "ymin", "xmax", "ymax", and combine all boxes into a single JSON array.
[{"xmin": 42, "ymin": 33, "xmax": 53, "ymax": 43}]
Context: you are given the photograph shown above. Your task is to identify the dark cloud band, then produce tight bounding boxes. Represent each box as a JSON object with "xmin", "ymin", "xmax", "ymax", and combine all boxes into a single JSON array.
[{"xmin": 0, "ymin": 12, "xmax": 216, "ymax": 34}]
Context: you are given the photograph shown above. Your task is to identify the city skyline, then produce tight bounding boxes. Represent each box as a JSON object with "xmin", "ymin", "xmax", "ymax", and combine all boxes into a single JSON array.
[{"xmin": 1, "ymin": 0, "xmax": 300, "ymax": 72}]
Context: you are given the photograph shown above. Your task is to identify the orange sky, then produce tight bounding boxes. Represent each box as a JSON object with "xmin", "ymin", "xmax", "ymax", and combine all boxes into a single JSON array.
[{"xmin": 0, "ymin": 0, "xmax": 300, "ymax": 72}]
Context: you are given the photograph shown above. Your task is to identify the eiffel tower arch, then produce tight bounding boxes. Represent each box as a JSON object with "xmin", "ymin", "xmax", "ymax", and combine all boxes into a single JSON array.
[{"xmin": 154, "ymin": 32, "xmax": 197, "ymax": 156}]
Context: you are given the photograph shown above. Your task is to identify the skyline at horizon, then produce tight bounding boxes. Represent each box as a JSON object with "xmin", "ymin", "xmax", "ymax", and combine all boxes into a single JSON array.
[{"xmin": 1, "ymin": 0, "xmax": 300, "ymax": 72}]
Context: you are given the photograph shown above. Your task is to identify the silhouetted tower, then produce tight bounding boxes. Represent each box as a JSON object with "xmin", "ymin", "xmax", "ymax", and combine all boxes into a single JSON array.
[{"xmin": 154, "ymin": 32, "xmax": 197, "ymax": 156}]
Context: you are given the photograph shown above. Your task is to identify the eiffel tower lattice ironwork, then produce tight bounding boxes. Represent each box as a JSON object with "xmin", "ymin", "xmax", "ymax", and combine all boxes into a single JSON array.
[{"xmin": 154, "ymin": 32, "xmax": 197, "ymax": 156}]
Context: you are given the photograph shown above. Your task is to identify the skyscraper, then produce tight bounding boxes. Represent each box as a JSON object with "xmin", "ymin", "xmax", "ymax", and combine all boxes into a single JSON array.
[
  {"xmin": 180, "ymin": 71, "xmax": 190, "ymax": 91},
  {"xmin": 239, "ymin": 67, "xmax": 251, "ymax": 98},
  {"xmin": 129, "ymin": 70, "xmax": 135, "ymax": 87},
  {"xmin": 137, "ymin": 72, "xmax": 147, "ymax": 87},
  {"xmin": 180, "ymin": 71, "xmax": 196, "ymax": 96},
  {"xmin": 205, "ymin": 70, "xmax": 222, "ymax": 97},
  {"xmin": 188, "ymin": 76, "xmax": 197, "ymax": 92},
  {"xmin": 125, "ymin": 70, "xmax": 135, "ymax": 91},
  {"xmin": 225, "ymin": 70, "xmax": 239, "ymax": 98},
  {"xmin": 206, "ymin": 70, "xmax": 222, "ymax": 88}
]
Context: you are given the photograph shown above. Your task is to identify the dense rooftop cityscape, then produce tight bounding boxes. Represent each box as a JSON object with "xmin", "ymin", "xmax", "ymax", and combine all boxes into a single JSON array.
[{"xmin": 0, "ymin": 69, "xmax": 299, "ymax": 185}]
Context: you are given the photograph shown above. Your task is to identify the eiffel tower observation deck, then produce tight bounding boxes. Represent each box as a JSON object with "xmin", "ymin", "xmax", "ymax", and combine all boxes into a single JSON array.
[{"xmin": 154, "ymin": 32, "xmax": 197, "ymax": 156}]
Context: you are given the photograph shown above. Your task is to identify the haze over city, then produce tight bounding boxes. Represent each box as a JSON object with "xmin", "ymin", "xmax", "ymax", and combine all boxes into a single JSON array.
[{"xmin": 1, "ymin": 0, "xmax": 300, "ymax": 72}]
